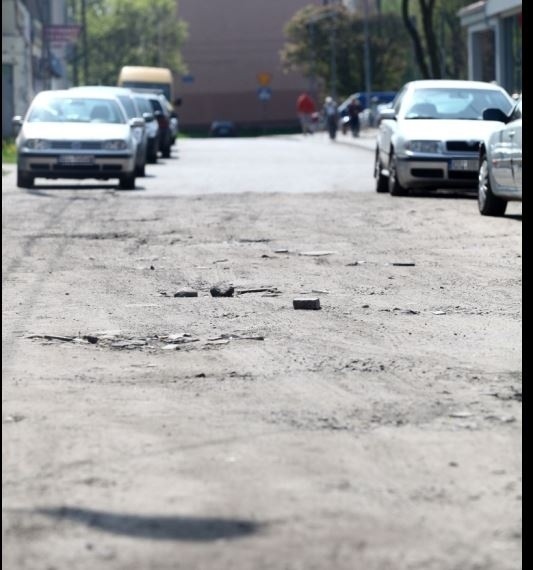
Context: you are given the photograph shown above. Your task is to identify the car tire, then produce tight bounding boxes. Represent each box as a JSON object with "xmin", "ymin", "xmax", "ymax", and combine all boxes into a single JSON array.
[
  {"xmin": 161, "ymin": 145, "xmax": 171, "ymax": 159},
  {"xmin": 135, "ymin": 163, "xmax": 146, "ymax": 177},
  {"xmin": 118, "ymin": 173, "xmax": 136, "ymax": 190},
  {"xmin": 374, "ymin": 150, "xmax": 388, "ymax": 193},
  {"xmin": 17, "ymin": 170, "xmax": 34, "ymax": 189},
  {"xmin": 478, "ymin": 155, "xmax": 507, "ymax": 216},
  {"xmin": 388, "ymin": 152, "xmax": 408, "ymax": 196}
]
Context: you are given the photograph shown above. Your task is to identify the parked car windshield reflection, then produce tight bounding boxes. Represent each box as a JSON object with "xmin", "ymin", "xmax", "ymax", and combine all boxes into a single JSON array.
[
  {"xmin": 27, "ymin": 95, "xmax": 126, "ymax": 124},
  {"xmin": 401, "ymin": 88, "xmax": 513, "ymax": 120}
]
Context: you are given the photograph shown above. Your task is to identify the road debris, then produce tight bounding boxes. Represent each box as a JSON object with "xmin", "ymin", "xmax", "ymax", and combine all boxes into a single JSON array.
[
  {"xmin": 173, "ymin": 289, "xmax": 199, "ymax": 297},
  {"xmin": 293, "ymin": 298, "xmax": 321, "ymax": 310},
  {"xmin": 210, "ymin": 285, "xmax": 235, "ymax": 297},
  {"xmin": 298, "ymin": 251, "xmax": 335, "ymax": 257},
  {"xmin": 236, "ymin": 287, "xmax": 280, "ymax": 295},
  {"xmin": 391, "ymin": 262, "xmax": 416, "ymax": 266}
]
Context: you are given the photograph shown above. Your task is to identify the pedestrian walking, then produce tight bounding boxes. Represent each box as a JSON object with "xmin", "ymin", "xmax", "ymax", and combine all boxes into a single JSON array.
[
  {"xmin": 323, "ymin": 96, "xmax": 338, "ymax": 140},
  {"xmin": 347, "ymin": 96, "xmax": 362, "ymax": 137},
  {"xmin": 296, "ymin": 92, "xmax": 317, "ymax": 135}
]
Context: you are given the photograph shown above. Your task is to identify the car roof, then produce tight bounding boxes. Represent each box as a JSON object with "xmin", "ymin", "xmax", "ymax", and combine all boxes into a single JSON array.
[
  {"xmin": 35, "ymin": 89, "xmax": 125, "ymax": 101},
  {"xmin": 69, "ymin": 85, "xmax": 135, "ymax": 95},
  {"xmin": 405, "ymin": 79, "xmax": 507, "ymax": 91}
]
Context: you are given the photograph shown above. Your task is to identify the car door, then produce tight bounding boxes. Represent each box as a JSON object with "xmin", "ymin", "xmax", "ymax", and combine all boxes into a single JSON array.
[
  {"xmin": 509, "ymin": 99, "xmax": 522, "ymax": 194},
  {"xmin": 490, "ymin": 102, "xmax": 519, "ymax": 192}
]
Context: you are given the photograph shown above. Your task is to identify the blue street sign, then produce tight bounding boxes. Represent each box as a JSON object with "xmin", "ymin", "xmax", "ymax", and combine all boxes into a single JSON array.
[{"xmin": 257, "ymin": 87, "xmax": 272, "ymax": 101}]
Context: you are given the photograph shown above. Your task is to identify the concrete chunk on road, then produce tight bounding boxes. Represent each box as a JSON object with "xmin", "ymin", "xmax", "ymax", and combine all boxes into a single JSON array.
[
  {"xmin": 293, "ymin": 297, "xmax": 321, "ymax": 310},
  {"xmin": 174, "ymin": 289, "xmax": 198, "ymax": 297}
]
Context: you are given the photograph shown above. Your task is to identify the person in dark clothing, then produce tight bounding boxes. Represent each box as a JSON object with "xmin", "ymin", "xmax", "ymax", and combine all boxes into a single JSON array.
[{"xmin": 347, "ymin": 97, "xmax": 361, "ymax": 137}]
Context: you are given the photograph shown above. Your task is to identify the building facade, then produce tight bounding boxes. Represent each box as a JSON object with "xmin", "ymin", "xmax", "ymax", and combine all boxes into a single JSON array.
[
  {"xmin": 2, "ymin": 0, "xmax": 73, "ymax": 136},
  {"xmin": 458, "ymin": 0, "xmax": 522, "ymax": 95},
  {"xmin": 176, "ymin": 0, "xmax": 335, "ymax": 132}
]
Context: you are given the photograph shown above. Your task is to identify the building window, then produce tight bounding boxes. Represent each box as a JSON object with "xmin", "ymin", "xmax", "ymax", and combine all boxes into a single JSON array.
[
  {"xmin": 473, "ymin": 29, "xmax": 495, "ymax": 83},
  {"xmin": 502, "ymin": 13, "xmax": 522, "ymax": 94}
]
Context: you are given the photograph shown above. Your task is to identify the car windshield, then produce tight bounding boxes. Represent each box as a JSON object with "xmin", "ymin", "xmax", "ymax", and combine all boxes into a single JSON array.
[
  {"xmin": 403, "ymin": 88, "xmax": 513, "ymax": 120},
  {"xmin": 27, "ymin": 96, "xmax": 126, "ymax": 124}
]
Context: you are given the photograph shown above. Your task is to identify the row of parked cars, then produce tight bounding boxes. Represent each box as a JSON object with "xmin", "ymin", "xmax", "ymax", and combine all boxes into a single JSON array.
[
  {"xmin": 12, "ymin": 85, "xmax": 179, "ymax": 190},
  {"xmin": 372, "ymin": 79, "xmax": 522, "ymax": 217}
]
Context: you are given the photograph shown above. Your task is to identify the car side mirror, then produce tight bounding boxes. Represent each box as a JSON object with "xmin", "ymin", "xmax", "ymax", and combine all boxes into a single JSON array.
[
  {"xmin": 379, "ymin": 108, "xmax": 396, "ymax": 121},
  {"xmin": 142, "ymin": 112, "xmax": 155, "ymax": 123},
  {"xmin": 130, "ymin": 117, "xmax": 145, "ymax": 128},
  {"xmin": 12, "ymin": 115, "xmax": 23, "ymax": 130},
  {"xmin": 482, "ymin": 108, "xmax": 508, "ymax": 123}
]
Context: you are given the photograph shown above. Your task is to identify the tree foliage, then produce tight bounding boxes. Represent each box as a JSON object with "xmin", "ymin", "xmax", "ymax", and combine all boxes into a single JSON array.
[
  {"xmin": 281, "ymin": 5, "xmax": 412, "ymax": 101},
  {"xmin": 281, "ymin": 0, "xmax": 471, "ymax": 100},
  {"xmin": 76, "ymin": 0, "xmax": 188, "ymax": 86},
  {"xmin": 401, "ymin": 0, "xmax": 470, "ymax": 79}
]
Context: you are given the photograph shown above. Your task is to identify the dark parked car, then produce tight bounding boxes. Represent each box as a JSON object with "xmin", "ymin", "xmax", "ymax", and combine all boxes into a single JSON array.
[
  {"xmin": 130, "ymin": 91, "xmax": 174, "ymax": 158},
  {"xmin": 209, "ymin": 121, "xmax": 236, "ymax": 137}
]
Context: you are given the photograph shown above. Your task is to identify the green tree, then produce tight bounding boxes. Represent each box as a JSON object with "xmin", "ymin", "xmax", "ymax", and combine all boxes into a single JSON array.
[
  {"xmin": 401, "ymin": 0, "xmax": 470, "ymax": 79},
  {"xmin": 281, "ymin": 5, "xmax": 412, "ymax": 101},
  {"xmin": 75, "ymin": 0, "xmax": 188, "ymax": 86}
]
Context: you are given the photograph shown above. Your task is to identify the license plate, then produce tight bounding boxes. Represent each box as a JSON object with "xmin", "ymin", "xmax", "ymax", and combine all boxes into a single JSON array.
[
  {"xmin": 450, "ymin": 159, "xmax": 478, "ymax": 171},
  {"xmin": 58, "ymin": 154, "xmax": 94, "ymax": 165}
]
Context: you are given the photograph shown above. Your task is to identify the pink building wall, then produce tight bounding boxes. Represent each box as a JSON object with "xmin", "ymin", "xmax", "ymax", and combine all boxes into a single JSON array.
[{"xmin": 176, "ymin": 0, "xmax": 326, "ymax": 131}]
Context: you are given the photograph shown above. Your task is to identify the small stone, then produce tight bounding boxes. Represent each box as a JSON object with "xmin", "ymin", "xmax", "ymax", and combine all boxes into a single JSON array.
[
  {"xmin": 391, "ymin": 262, "xmax": 416, "ymax": 266},
  {"xmin": 83, "ymin": 335, "xmax": 98, "ymax": 344},
  {"xmin": 293, "ymin": 297, "xmax": 321, "ymax": 310},
  {"xmin": 174, "ymin": 289, "xmax": 198, "ymax": 298},
  {"xmin": 210, "ymin": 286, "xmax": 235, "ymax": 297}
]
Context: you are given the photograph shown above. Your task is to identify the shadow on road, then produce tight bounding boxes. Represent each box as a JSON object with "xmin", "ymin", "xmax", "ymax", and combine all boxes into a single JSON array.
[{"xmin": 36, "ymin": 506, "xmax": 263, "ymax": 542}]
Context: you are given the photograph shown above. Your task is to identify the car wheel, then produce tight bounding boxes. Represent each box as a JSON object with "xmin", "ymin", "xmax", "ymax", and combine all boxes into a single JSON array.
[
  {"xmin": 135, "ymin": 163, "xmax": 146, "ymax": 177},
  {"xmin": 374, "ymin": 149, "xmax": 388, "ymax": 193},
  {"xmin": 388, "ymin": 152, "xmax": 408, "ymax": 196},
  {"xmin": 478, "ymin": 155, "xmax": 507, "ymax": 216},
  {"xmin": 161, "ymin": 146, "xmax": 171, "ymax": 159},
  {"xmin": 17, "ymin": 170, "xmax": 34, "ymax": 189},
  {"xmin": 118, "ymin": 173, "xmax": 136, "ymax": 190}
]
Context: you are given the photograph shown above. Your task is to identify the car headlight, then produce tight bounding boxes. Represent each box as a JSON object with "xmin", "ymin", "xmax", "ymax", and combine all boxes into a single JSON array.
[
  {"xmin": 405, "ymin": 140, "xmax": 442, "ymax": 154},
  {"xmin": 102, "ymin": 139, "xmax": 128, "ymax": 150},
  {"xmin": 24, "ymin": 139, "xmax": 51, "ymax": 150}
]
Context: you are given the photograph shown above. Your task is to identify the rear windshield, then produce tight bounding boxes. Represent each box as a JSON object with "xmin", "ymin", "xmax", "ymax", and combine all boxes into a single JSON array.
[
  {"xmin": 122, "ymin": 81, "xmax": 171, "ymax": 101},
  {"xmin": 27, "ymin": 96, "xmax": 126, "ymax": 124},
  {"xmin": 116, "ymin": 95, "xmax": 137, "ymax": 118},
  {"xmin": 134, "ymin": 97, "xmax": 152, "ymax": 114},
  {"xmin": 147, "ymin": 98, "xmax": 165, "ymax": 115}
]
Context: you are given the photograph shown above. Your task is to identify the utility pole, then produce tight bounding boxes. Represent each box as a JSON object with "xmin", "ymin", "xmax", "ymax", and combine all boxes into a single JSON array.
[
  {"xmin": 330, "ymin": 13, "xmax": 337, "ymax": 100},
  {"xmin": 81, "ymin": 0, "xmax": 89, "ymax": 84},
  {"xmin": 363, "ymin": 0, "xmax": 372, "ymax": 115},
  {"xmin": 307, "ymin": 22, "xmax": 318, "ymax": 103}
]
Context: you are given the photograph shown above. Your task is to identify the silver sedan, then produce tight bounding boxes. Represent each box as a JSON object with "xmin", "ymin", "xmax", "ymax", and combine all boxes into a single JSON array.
[
  {"xmin": 478, "ymin": 94, "xmax": 522, "ymax": 216},
  {"xmin": 374, "ymin": 79, "xmax": 515, "ymax": 196},
  {"xmin": 13, "ymin": 90, "xmax": 144, "ymax": 189}
]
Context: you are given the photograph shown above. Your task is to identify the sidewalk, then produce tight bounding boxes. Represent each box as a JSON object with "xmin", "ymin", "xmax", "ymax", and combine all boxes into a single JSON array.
[{"xmin": 334, "ymin": 127, "xmax": 378, "ymax": 151}]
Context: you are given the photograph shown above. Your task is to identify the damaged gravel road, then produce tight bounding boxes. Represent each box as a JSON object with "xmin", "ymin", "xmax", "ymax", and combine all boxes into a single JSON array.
[{"xmin": 2, "ymin": 134, "xmax": 522, "ymax": 570}]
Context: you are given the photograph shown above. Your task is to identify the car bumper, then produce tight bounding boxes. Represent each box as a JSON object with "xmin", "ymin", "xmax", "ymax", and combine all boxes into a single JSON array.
[
  {"xmin": 17, "ymin": 152, "xmax": 136, "ymax": 179},
  {"xmin": 396, "ymin": 155, "xmax": 479, "ymax": 189}
]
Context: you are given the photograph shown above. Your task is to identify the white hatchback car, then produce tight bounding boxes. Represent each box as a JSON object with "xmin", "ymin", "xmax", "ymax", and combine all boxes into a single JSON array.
[
  {"xmin": 374, "ymin": 79, "xmax": 515, "ymax": 196},
  {"xmin": 13, "ymin": 90, "xmax": 143, "ymax": 189},
  {"xmin": 478, "ymin": 94, "xmax": 522, "ymax": 216}
]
